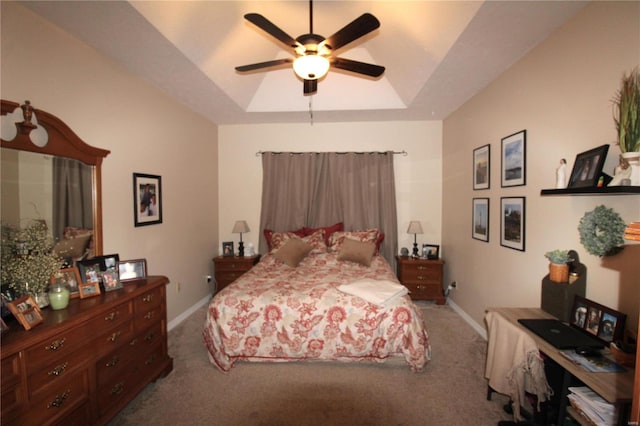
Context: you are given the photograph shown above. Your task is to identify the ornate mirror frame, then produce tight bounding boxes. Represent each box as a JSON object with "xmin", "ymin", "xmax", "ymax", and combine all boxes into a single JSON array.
[{"xmin": 1, "ymin": 99, "xmax": 110, "ymax": 255}]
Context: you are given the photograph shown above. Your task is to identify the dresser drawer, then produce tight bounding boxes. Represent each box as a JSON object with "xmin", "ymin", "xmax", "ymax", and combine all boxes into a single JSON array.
[
  {"xmin": 27, "ymin": 349, "xmax": 87, "ymax": 398},
  {"xmin": 214, "ymin": 259, "xmax": 255, "ymax": 272},
  {"xmin": 215, "ymin": 271, "xmax": 243, "ymax": 287},
  {"xmin": 400, "ymin": 266, "xmax": 441, "ymax": 283},
  {"xmin": 134, "ymin": 287, "xmax": 163, "ymax": 312},
  {"xmin": 26, "ymin": 369, "xmax": 90, "ymax": 426},
  {"xmin": 1, "ymin": 381, "xmax": 24, "ymax": 423},
  {"xmin": 405, "ymin": 282, "xmax": 443, "ymax": 299},
  {"xmin": 96, "ymin": 341, "xmax": 139, "ymax": 387}
]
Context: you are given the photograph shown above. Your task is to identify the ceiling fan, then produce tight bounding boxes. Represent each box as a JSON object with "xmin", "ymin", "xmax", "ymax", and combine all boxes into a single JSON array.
[{"xmin": 235, "ymin": 0, "xmax": 385, "ymax": 95}]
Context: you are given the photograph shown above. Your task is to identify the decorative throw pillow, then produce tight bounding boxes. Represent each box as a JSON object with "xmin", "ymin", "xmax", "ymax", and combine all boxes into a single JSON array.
[
  {"xmin": 53, "ymin": 234, "xmax": 92, "ymax": 259},
  {"xmin": 273, "ymin": 238, "xmax": 313, "ymax": 267},
  {"xmin": 337, "ymin": 238, "xmax": 377, "ymax": 267},
  {"xmin": 303, "ymin": 222, "xmax": 344, "ymax": 246},
  {"xmin": 329, "ymin": 229, "xmax": 380, "ymax": 253},
  {"xmin": 301, "ymin": 229, "xmax": 327, "ymax": 254},
  {"xmin": 264, "ymin": 228, "xmax": 305, "ymax": 251}
]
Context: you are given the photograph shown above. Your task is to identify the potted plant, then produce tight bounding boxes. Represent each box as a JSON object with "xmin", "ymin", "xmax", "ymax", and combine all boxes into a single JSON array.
[
  {"xmin": 1, "ymin": 220, "xmax": 64, "ymax": 307},
  {"xmin": 544, "ymin": 249, "xmax": 573, "ymax": 283},
  {"xmin": 613, "ymin": 67, "xmax": 640, "ymax": 184}
]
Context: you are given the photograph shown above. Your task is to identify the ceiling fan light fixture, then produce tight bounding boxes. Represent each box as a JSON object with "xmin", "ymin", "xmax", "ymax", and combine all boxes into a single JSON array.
[{"xmin": 293, "ymin": 55, "xmax": 330, "ymax": 80}]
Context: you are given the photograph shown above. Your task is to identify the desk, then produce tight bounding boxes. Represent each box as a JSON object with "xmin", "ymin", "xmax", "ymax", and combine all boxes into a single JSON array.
[{"xmin": 487, "ymin": 307, "xmax": 635, "ymax": 425}]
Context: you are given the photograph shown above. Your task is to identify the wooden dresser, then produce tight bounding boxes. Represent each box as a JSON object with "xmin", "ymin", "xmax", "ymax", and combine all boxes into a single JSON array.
[
  {"xmin": 0, "ymin": 276, "xmax": 173, "ymax": 425},
  {"xmin": 396, "ymin": 256, "xmax": 445, "ymax": 304},
  {"xmin": 213, "ymin": 255, "xmax": 260, "ymax": 292}
]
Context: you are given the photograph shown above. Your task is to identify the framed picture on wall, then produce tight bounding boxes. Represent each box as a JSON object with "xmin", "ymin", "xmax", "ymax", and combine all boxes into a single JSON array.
[
  {"xmin": 500, "ymin": 196, "xmax": 525, "ymax": 251},
  {"xmin": 133, "ymin": 173, "xmax": 163, "ymax": 227},
  {"xmin": 473, "ymin": 144, "xmax": 490, "ymax": 190},
  {"xmin": 472, "ymin": 198, "xmax": 489, "ymax": 242},
  {"xmin": 501, "ymin": 130, "xmax": 526, "ymax": 187}
]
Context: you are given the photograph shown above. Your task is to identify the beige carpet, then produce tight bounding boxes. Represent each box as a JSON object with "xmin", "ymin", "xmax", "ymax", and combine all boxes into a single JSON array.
[{"xmin": 109, "ymin": 301, "xmax": 512, "ymax": 426}]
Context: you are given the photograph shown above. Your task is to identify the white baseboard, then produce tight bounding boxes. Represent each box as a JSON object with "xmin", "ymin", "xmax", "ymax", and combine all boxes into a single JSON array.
[
  {"xmin": 167, "ymin": 294, "xmax": 210, "ymax": 332},
  {"xmin": 447, "ymin": 299, "xmax": 487, "ymax": 340}
]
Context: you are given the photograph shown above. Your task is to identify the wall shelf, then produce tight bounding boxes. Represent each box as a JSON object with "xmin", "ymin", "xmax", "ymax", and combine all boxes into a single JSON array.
[{"xmin": 540, "ymin": 186, "xmax": 640, "ymax": 196}]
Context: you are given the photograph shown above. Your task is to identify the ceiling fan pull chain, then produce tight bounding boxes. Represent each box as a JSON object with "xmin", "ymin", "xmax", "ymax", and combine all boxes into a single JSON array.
[{"xmin": 308, "ymin": 97, "xmax": 314, "ymax": 125}]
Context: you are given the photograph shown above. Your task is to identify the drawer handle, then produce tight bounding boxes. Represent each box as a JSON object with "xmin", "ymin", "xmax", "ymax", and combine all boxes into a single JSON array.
[
  {"xmin": 111, "ymin": 382, "xmax": 124, "ymax": 395},
  {"xmin": 417, "ymin": 285, "xmax": 427, "ymax": 290},
  {"xmin": 47, "ymin": 390, "xmax": 71, "ymax": 408},
  {"xmin": 145, "ymin": 332, "xmax": 155, "ymax": 342},
  {"xmin": 106, "ymin": 356, "xmax": 120, "ymax": 367},
  {"xmin": 417, "ymin": 266, "xmax": 427, "ymax": 270},
  {"xmin": 142, "ymin": 294, "xmax": 154, "ymax": 303},
  {"xmin": 107, "ymin": 331, "xmax": 122, "ymax": 342},
  {"xmin": 48, "ymin": 362, "xmax": 68, "ymax": 377},
  {"xmin": 417, "ymin": 276, "xmax": 428, "ymax": 280},
  {"xmin": 145, "ymin": 354, "xmax": 157, "ymax": 365},
  {"xmin": 105, "ymin": 312, "xmax": 117, "ymax": 321},
  {"xmin": 130, "ymin": 338, "xmax": 138, "ymax": 346},
  {"xmin": 45, "ymin": 338, "xmax": 66, "ymax": 351},
  {"xmin": 144, "ymin": 311, "xmax": 155, "ymax": 320}
]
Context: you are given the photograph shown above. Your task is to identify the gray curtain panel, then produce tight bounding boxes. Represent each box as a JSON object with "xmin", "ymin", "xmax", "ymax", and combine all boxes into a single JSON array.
[
  {"xmin": 259, "ymin": 152, "xmax": 398, "ymax": 268},
  {"xmin": 52, "ymin": 157, "xmax": 93, "ymax": 241}
]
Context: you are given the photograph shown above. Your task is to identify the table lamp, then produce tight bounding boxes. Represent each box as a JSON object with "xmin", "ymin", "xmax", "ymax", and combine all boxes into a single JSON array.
[
  {"xmin": 232, "ymin": 220, "xmax": 250, "ymax": 257},
  {"xmin": 407, "ymin": 221, "xmax": 423, "ymax": 257}
]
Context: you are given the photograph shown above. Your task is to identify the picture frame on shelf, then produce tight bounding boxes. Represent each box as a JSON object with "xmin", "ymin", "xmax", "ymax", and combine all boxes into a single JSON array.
[
  {"xmin": 473, "ymin": 144, "xmax": 490, "ymax": 190},
  {"xmin": 422, "ymin": 244, "xmax": 440, "ymax": 260},
  {"xmin": 133, "ymin": 173, "xmax": 163, "ymax": 227},
  {"xmin": 118, "ymin": 258, "xmax": 147, "ymax": 282},
  {"xmin": 570, "ymin": 296, "xmax": 626, "ymax": 344},
  {"xmin": 79, "ymin": 281, "xmax": 101, "ymax": 299},
  {"xmin": 500, "ymin": 196, "xmax": 525, "ymax": 251},
  {"xmin": 472, "ymin": 198, "xmax": 490, "ymax": 242},
  {"xmin": 222, "ymin": 241, "xmax": 234, "ymax": 257},
  {"xmin": 7, "ymin": 295, "xmax": 43, "ymax": 330},
  {"xmin": 567, "ymin": 144, "xmax": 609, "ymax": 188},
  {"xmin": 52, "ymin": 267, "xmax": 82, "ymax": 299},
  {"xmin": 501, "ymin": 130, "xmax": 526, "ymax": 187}
]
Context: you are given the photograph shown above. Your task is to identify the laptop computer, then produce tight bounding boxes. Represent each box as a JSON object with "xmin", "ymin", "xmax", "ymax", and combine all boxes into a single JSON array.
[{"xmin": 518, "ymin": 318, "xmax": 604, "ymax": 350}]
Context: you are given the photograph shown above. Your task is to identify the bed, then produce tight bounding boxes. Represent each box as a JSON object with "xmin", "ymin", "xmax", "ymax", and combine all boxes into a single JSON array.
[{"xmin": 203, "ymin": 227, "xmax": 431, "ymax": 372}]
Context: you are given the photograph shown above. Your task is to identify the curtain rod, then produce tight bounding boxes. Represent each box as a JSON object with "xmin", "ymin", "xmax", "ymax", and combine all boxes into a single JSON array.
[{"xmin": 255, "ymin": 150, "xmax": 408, "ymax": 157}]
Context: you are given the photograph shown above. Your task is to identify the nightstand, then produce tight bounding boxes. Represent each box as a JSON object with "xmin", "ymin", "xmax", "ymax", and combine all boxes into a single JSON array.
[
  {"xmin": 212, "ymin": 254, "xmax": 260, "ymax": 292},
  {"xmin": 396, "ymin": 256, "xmax": 445, "ymax": 304}
]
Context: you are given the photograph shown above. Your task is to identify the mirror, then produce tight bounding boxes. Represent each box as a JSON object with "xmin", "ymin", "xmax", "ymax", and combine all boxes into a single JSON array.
[{"xmin": 1, "ymin": 99, "xmax": 110, "ymax": 256}]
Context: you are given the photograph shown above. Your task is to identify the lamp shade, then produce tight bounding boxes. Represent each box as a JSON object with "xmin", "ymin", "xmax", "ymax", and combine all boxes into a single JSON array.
[
  {"xmin": 406, "ymin": 221, "xmax": 424, "ymax": 235},
  {"xmin": 232, "ymin": 220, "xmax": 250, "ymax": 234},
  {"xmin": 293, "ymin": 55, "xmax": 330, "ymax": 80}
]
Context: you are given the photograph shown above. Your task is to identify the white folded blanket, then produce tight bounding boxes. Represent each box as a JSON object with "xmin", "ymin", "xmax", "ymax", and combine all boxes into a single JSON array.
[{"xmin": 338, "ymin": 279, "xmax": 409, "ymax": 307}]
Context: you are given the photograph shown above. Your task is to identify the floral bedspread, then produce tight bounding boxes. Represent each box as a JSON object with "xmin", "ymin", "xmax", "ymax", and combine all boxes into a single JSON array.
[{"xmin": 203, "ymin": 252, "xmax": 431, "ymax": 372}]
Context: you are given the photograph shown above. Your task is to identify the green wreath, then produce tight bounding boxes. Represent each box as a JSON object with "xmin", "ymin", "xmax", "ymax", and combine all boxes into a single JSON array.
[{"xmin": 578, "ymin": 205, "xmax": 626, "ymax": 257}]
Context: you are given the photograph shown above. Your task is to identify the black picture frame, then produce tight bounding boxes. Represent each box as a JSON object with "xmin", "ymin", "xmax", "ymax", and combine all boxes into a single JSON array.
[
  {"xmin": 133, "ymin": 173, "xmax": 163, "ymax": 227},
  {"xmin": 473, "ymin": 144, "xmax": 490, "ymax": 190},
  {"xmin": 472, "ymin": 198, "xmax": 489, "ymax": 242},
  {"xmin": 101, "ymin": 269, "xmax": 122, "ymax": 292},
  {"xmin": 222, "ymin": 241, "xmax": 234, "ymax": 257},
  {"xmin": 501, "ymin": 130, "xmax": 526, "ymax": 187},
  {"xmin": 118, "ymin": 258, "xmax": 147, "ymax": 282},
  {"xmin": 77, "ymin": 259, "xmax": 102, "ymax": 284},
  {"xmin": 567, "ymin": 144, "xmax": 610, "ymax": 188},
  {"xmin": 422, "ymin": 244, "xmax": 440, "ymax": 260},
  {"xmin": 500, "ymin": 196, "xmax": 525, "ymax": 251},
  {"xmin": 570, "ymin": 296, "xmax": 626, "ymax": 344}
]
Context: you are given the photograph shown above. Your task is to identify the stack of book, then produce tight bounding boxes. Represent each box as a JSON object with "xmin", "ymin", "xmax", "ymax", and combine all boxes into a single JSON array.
[
  {"xmin": 567, "ymin": 386, "xmax": 617, "ymax": 426},
  {"xmin": 625, "ymin": 222, "xmax": 640, "ymax": 241}
]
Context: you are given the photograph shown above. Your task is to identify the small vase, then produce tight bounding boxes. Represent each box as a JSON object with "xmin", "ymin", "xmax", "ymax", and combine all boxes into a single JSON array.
[
  {"xmin": 548, "ymin": 262, "xmax": 569, "ymax": 283},
  {"xmin": 33, "ymin": 292, "xmax": 50, "ymax": 309},
  {"xmin": 622, "ymin": 151, "xmax": 640, "ymax": 186}
]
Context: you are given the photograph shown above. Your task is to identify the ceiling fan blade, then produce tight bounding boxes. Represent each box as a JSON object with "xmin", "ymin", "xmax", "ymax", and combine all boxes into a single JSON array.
[
  {"xmin": 235, "ymin": 58, "xmax": 292, "ymax": 72},
  {"xmin": 244, "ymin": 13, "xmax": 300, "ymax": 48},
  {"xmin": 324, "ymin": 13, "xmax": 380, "ymax": 51},
  {"xmin": 303, "ymin": 79, "xmax": 317, "ymax": 95},
  {"xmin": 331, "ymin": 57, "xmax": 385, "ymax": 77}
]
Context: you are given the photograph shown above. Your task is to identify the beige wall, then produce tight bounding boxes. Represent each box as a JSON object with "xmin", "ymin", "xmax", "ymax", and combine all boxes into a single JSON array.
[
  {"xmin": 1, "ymin": 3, "xmax": 219, "ymax": 324},
  {"xmin": 218, "ymin": 121, "xmax": 443, "ymax": 259},
  {"xmin": 443, "ymin": 1, "xmax": 640, "ymax": 332}
]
